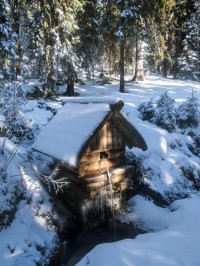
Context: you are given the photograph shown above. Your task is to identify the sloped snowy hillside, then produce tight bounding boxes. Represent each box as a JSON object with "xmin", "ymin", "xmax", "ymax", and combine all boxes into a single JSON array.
[{"xmin": 0, "ymin": 75, "xmax": 200, "ymax": 266}]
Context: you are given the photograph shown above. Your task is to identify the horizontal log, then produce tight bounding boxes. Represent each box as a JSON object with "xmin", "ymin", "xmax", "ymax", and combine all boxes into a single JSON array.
[
  {"xmin": 80, "ymin": 151, "xmax": 125, "ymax": 166},
  {"xmin": 112, "ymin": 165, "xmax": 133, "ymax": 178},
  {"xmin": 119, "ymin": 179, "xmax": 129, "ymax": 191},
  {"xmin": 85, "ymin": 176, "xmax": 130, "ymax": 192},
  {"xmin": 86, "ymin": 181, "xmax": 107, "ymax": 191},
  {"xmin": 80, "ymin": 153, "xmax": 100, "ymax": 164},
  {"xmin": 79, "ymin": 165, "xmax": 133, "ymax": 191},
  {"xmin": 79, "ymin": 158, "xmax": 126, "ymax": 177},
  {"xmin": 85, "ymin": 146, "xmax": 125, "ymax": 155}
]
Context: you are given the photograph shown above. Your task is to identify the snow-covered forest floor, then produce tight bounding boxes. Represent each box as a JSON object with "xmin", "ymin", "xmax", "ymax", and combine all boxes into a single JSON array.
[{"xmin": 0, "ymin": 75, "xmax": 200, "ymax": 266}]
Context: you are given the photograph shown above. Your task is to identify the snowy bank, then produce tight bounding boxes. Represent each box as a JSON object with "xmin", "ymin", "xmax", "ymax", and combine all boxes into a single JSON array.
[{"xmin": 78, "ymin": 194, "xmax": 200, "ymax": 266}]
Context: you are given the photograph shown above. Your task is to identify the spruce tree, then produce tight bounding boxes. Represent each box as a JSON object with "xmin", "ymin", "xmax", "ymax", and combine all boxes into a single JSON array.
[
  {"xmin": 75, "ymin": 0, "xmax": 100, "ymax": 79},
  {"xmin": 177, "ymin": 91, "xmax": 200, "ymax": 129},
  {"xmin": 178, "ymin": 0, "xmax": 200, "ymax": 81},
  {"xmin": 154, "ymin": 91, "xmax": 177, "ymax": 132},
  {"xmin": 0, "ymin": 0, "xmax": 17, "ymax": 79}
]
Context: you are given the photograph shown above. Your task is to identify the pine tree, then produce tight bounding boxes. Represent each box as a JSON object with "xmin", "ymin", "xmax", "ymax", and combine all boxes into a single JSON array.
[
  {"xmin": 171, "ymin": 0, "xmax": 196, "ymax": 78},
  {"xmin": 177, "ymin": 91, "xmax": 200, "ymax": 129},
  {"xmin": 178, "ymin": 0, "xmax": 200, "ymax": 81},
  {"xmin": 40, "ymin": 0, "xmax": 81, "ymax": 94},
  {"xmin": 137, "ymin": 99, "xmax": 155, "ymax": 121},
  {"xmin": 154, "ymin": 91, "xmax": 177, "ymax": 132},
  {"xmin": 100, "ymin": 0, "xmax": 119, "ymax": 75},
  {"xmin": 0, "ymin": 0, "xmax": 17, "ymax": 79},
  {"xmin": 157, "ymin": 0, "xmax": 175, "ymax": 78},
  {"xmin": 75, "ymin": 0, "xmax": 100, "ymax": 79}
]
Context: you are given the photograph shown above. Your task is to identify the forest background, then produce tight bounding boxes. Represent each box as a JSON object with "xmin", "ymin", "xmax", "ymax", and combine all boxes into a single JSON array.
[{"xmin": 1, "ymin": 0, "xmax": 200, "ymax": 93}]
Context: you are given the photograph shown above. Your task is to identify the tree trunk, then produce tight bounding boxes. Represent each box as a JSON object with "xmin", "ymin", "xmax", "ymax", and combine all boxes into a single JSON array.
[
  {"xmin": 119, "ymin": 0, "xmax": 125, "ymax": 93},
  {"xmin": 133, "ymin": 30, "xmax": 144, "ymax": 81},
  {"xmin": 47, "ymin": 46, "xmax": 57, "ymax": 94},
  {"xmin": 65, "ymin": 62, "xmax": 76, "ymax": 96},
  {"xmin": 43, "ymin": 0, "xmax": 57, "ymax": 95},
  {"xmin": 119, "ymin": 38, "xmax": 125, "ymax": 93},
  {"xmin": 162, "ymin": 31, "xmax": 172, "ymax": 78},
  {"xmin": 12, "ymin": 0, "xmax": 22, "ymax": 80},
  {"xmin": 163, "ymin": 50, "xmax": 168, "ymax": 78},
  {"xmin": 66, "ymin": 78, "xmax": 75, "ymax": 96},
  {"xmin": 15, "ymin": 39, "xmax": 22, "ymax": 79}
]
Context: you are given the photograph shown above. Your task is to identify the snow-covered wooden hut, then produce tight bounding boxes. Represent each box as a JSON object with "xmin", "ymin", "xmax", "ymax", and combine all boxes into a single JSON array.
[{"xmin": 33, "ymin": 97, "xmax": 147, "ymax": 226}]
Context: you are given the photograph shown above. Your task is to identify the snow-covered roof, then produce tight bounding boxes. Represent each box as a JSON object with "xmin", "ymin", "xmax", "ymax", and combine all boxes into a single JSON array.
[{"xmin": 33, "ymin": 97, "xmax": 147, "ymax": 168}]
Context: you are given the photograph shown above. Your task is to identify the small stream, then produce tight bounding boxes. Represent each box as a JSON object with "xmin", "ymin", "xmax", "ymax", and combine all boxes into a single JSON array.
[
  {"xmin": 49, "ymin": 160, "xmax": 147, "ymax": 266},
  {"xmin": 50, "ymin": 218, "xmax": 146, "ymax": 266}
]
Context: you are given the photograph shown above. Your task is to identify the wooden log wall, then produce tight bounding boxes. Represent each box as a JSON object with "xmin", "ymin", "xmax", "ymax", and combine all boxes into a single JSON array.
[
  {"xmin": 87, "ymin": 121, "xmax": 125, "ymax": 153},
  {"xmin": 79, "ymin": 121, "xmax": 127, "ymax": 177},
  {"xmin": 79, "ymin": 148, "xmax": 126, "ymax": 177}
]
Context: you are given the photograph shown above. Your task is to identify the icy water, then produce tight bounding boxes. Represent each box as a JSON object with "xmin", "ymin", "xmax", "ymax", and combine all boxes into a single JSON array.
[
  {"xmin": 49, "ymin": 219, "xmax": 146, "ymax": 266},
  {"xmin": 50, "ymin": 159, "xmax": 145, "ymax": 265}
]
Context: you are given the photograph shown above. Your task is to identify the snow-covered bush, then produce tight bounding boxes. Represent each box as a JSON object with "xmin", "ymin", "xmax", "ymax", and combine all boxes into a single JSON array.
[
  {"xmin": 154, "ymin": 91, "xmax": 177, "ymax": 133},
  {"xmin": 177, "ymin": 93, "xmax": 200, "ymax": 129},
  {"xmin": 180, "ymin": 165, "xmax": 200, "ymax": 190},
  {"xmin": 138, "ymin": 91, "xmax": 177, "ymax": 133},
  {"xmin": 185, "ymin": 131, "xmax": 200, "ymax": 157},
  {"xmin": 177, "ymin": 2, "xmax": 200, "ymax": 82},
  {"xmin": 138, "ymin": 91, "xmax": 200, "ymax": 133},
  {"xmin": 137, "ymin": 99, "xmax": 155, "ymax": 121},
  {"xmin": 0, "ymin": 140, "xmax": 24, "ymax": 230},
  {"xmin": 0, "ymin": 83, "xmax": 38, "ymax": 143}
]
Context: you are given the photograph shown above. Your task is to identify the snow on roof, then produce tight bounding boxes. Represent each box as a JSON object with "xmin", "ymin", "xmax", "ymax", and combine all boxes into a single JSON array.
[
  {"xmin": 33, "ymin": 99, "xmax": 112, "ymax": 167},
  {"xmin": 62, "ymin": 96, "xmax": 122, "ymax": 105}
]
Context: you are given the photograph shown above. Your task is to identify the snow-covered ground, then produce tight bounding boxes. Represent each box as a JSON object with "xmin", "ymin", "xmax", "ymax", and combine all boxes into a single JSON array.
[
  {"xmin": 78, "ymin": 194, "xmax": 200, "ymax": 266},
  {"xmin": 75, "ymin": 76, "xmax": 200, "ymax": 266},
  {"xmin": 0, "ymin": 75, "xmax": 200, "ymax": 265}
]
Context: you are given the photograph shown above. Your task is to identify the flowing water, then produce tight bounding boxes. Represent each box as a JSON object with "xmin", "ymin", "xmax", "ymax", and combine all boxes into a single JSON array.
[
  {"xmin": 104, "ymin": 158, "xmax": 117, "ymax": 240},
  {"xmin": 50, "ymin": 157, "xmax": 142, "ymax": 265}
]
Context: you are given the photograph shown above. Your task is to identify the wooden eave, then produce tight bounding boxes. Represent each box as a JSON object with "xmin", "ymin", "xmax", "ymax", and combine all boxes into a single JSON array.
[
  {"xmin": 76, "ymin": 111, "xmax": 113, "ymax": 166},
  {"xmin": 111, "ymin": 112, "xmax": 148, "ymax": 151},
  {"xmin": 33, "ymin": 100, "xmax": 147, "ymax": 172},
  {"xmin": 76, "ymin": 109, "xmax": 147, "ymax": 167}
]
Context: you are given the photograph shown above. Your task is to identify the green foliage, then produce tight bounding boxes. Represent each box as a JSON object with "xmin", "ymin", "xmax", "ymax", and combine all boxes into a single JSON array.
[
  {"xmin": 0, "ymin": 83, "xmax": 38, "ymax": 143},
  {"xmin": 155, "ymin": 92, "xmax": 177, "ymax": 132},
  {"xmin": 0, "ymin": 0, "xmax": 17, "ymax": 79},
  {"xmin": 138, "ymin": 99, "xmax": 155, "ymax": 121},
  {"xmin": 138, "ymin": 91, "xmax": 200, "ymax": 133},
  {"xmin": 0, "ymin": 0, "xmax": 199, "ymax": 83},
  {"xmin": 180, "ymin": 165, "xmax": 200, "ymax": 190},
  {"xmin": 177, "ymin": 92, "xmax": 200, "ymax": 129},
  {"xmin": 75, "ymin": 0, "xmax": 100, "ymax": 77}
]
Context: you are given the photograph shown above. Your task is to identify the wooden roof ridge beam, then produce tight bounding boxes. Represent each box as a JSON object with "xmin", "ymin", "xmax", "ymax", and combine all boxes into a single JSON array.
[
  {"xmin": 112, "ymin": 112, "xmax": 148, "ymax": 151},
  {"xmin": 110, "ymin": 100, "xmax": 124, "ymax": 112}
]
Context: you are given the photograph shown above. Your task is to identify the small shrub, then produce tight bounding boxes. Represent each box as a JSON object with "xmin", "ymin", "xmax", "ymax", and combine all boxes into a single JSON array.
[
  {"xmin": 0, "ymin": 83, "xmax": 38, "ymax": 143},
  {"xmin": 186, "ymin": 131, "xmax": 200, "ymax": 157},
  {"xmin": 177, "ymin": 92, "xmax": 200, "ymax": 129},
  {"xmin": 137, "ymin": 99, "xmax": 155, "ymax": 121},
  {"xmin": 154, "ymin": 91, "xmax": 177, "ymax": 132},
  {"xmin": 180, "ymin": 165, "xmax": 200, "ymax": 190},
  {"xmin": 137, "ymin": 91, "xmax": 199, "ymax": 133}
]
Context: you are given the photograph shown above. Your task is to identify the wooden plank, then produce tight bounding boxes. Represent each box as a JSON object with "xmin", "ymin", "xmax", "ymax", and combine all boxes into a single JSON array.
[
  {"xmin": 119, "ymin": 179, "xmax": 129, "ymax": 191},
  {"xmin": 84, "ymin": 173, "xmax": 107, "ymax": 184},
  {"xmin": 106, "ymin": 150, "xmax": 125, "ymax": 159},
  {"xmin": 112, "ymin": 124, "xmax": 118, "ymax": 148},
  {"xmin": 99, "ymin": 124, "xmax": 107, "ymax": 149},
  {"xmin": 80, "ymin": 152, "xmax": 100, "ymax": 164},
  {"xmin": 106, "ymin": 122, "xmax": 113, "ymax": 149},
  {"xmin": 89, "ymin": 137, "xmax": 96, "ymax": 152},
  {"xmin": 86, "ymin": 145, "xmax": 91, "ymax": 153},
  {"xmin": 86, "ymin": 181, "xmax": 107, "ymax": 191},
  {"xmin": 84, "ymin": 147, "xmax": 124, "ymax": 155},
  {"xmin": 117, "ymin": 129, "xmax": 122, "ymax": 147},
  {"xmin": 79, "ymin": 157, "xmax": 126, "ymax": 177}
]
